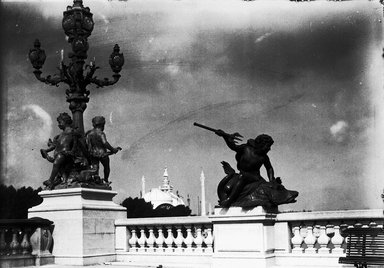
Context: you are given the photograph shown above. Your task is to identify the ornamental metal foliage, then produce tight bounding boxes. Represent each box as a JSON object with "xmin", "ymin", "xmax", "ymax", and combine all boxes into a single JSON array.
[{"xmin": 28, "ymin": 0, "xmax": 124, "ymax": 190}]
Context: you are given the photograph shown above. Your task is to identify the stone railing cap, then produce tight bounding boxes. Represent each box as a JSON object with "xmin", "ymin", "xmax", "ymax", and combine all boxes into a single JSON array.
[
  {"xmin": 0, "ymin": 217, "xmax": 53, "ymax": 227},
  {"xmin": 115, "ymin": 216, "xmax": 212, "ymax": 226},
  {"xmin": 276, "ymin": 209, "xmax": 384, "ymax": 222}
]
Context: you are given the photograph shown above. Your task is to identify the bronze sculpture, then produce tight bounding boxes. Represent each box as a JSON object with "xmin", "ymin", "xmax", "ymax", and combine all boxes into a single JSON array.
[
  {"xmin": 40, "ymin": 113, "xmax": 79, "ymax": 189},
  {"xmin": 40, "ymin": 114, "xmax": 121, "ymax": 189},
  {"xmin": 85, "ymin": 116, "xmax": 122, "ymax": 183},
  {"xmin": 194, "ymin": 122, "xmax": 298, "ymax": 209},
  {"xmin": 29, "ymin": 1, "xmax": 124, "ymax": 190}
]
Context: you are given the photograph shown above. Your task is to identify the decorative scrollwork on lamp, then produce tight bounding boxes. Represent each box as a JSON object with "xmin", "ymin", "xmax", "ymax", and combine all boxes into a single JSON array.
[{"xmin": 28, "ymin": 0, "xmax": 124, "ymax": 190}]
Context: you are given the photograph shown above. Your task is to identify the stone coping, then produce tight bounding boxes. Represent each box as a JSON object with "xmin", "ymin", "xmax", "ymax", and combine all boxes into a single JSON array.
[
  {"xmin": 276, "ymin": 209, "xmax": 384, "ymax": 222},
  {"xmin": 29, "ymin": 187, "xmax": 126, "ymax": 213},
  {"xmin": 38, "ymin": 187, "xmax": 118, "ymax": 197},
  {"xmin": 115, "ymin": 216, "xmax": 212, "ymax": 226},
  {"xmin": 0, "ymin": 217, "xmax": 53, "ymax": 227},
  {"xmin": 208, "ymin": 206, "xmax": 277, "ymax": 223},
  {"xmin": 116, "ymin": 209, "xmax": 384, "ymax": 226}
]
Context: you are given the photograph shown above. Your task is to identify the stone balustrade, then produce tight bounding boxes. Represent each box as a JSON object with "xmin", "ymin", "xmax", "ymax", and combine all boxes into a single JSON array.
[
  {"xmin": 0, "ymin": 217, "xmax": 54, "ymax": 267},
  {"xmin": 115, "ymin": 216, "xmax": 213, "ymax": 254},
  {"xmin": 273, "ymin": 209, "xmax": 384, "ymax": 268},
  {"xmin": 115, "ymin": 208, "xmax": 384, "ymax": 268},
  {"xmin": 276, "ymin": 209, "xmax": 384, "ymax": 255}
]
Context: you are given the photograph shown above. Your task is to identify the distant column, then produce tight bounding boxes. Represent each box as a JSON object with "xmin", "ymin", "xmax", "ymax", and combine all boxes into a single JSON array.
[
  {"xmin": 200, "ymin": 170, "xmax": 206, "ymax": 216},
  {"xmin": 208, "ymin": 202, "xmax": 212, "ymax": 215},
  {"xmin": 141, "ymin": 176, "xmax": 146, "ymax": 197},
  {"xmin": 187, "ymin": 194, "xmax": 191, "ymax": 208},
  {"xmin": 197, "ymin": 196, "xmax": 200, "ymax": 216}
]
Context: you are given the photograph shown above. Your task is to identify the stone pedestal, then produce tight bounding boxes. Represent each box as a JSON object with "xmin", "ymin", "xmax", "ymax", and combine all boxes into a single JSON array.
[
  {"xmin": 28, "ymin": 188, "xmax": 126, "ymax": 265},
  {"xmin": 210, "ymin": 207, "xmax": 277, "ymax": 268}
]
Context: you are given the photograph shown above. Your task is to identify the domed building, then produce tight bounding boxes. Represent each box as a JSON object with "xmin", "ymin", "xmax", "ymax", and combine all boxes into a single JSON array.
[{"xmin": 142, "ymin": 168, "xmax": 185, "ymax": 209}]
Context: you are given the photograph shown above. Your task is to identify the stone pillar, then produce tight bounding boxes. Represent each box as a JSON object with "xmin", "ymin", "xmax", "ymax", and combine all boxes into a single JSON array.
[
  {"xmin": 28, "ymin": 188, "xmax": 126, "ymax": 265},
  {"xmin": 210, "ymin": 206, "xmax": 277, "ymax": 268}
]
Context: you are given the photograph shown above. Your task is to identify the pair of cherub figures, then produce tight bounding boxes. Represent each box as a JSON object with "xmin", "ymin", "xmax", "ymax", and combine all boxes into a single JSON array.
[{"xmin": 40, "ymin": 113, "xmax": 121, "ymax": 189}]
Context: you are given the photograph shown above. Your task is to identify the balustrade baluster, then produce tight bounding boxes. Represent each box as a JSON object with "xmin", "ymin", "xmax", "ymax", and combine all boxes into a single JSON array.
[
  {"xmin": 376, "ymin": 220, "xmax": 384, "ymax": 229},
  {"xmin": 0, "ymin": 228, "xmax": 7, "ymax": 255},
  {"xmin": 203, "ymin": 227, "xmax": 213, "ymax": 253},
  {"xmin": 147, "ymin": 227, "xmax": 155, "ymax": 251},
  {"xmin": 10, "ymin": 228, "xmax": 21, "ymax": 255},
  {"xmin": 304, "ymin": 226, "xmax": 317, "ymax": 254},
  {"xmin": 194, "ymin": 226, "xmax": 203, "ymax": 252},
  {"xmin": 360, "ymin": 220, "xmax": 370, "ymax": 228},
  {"xmin": 291, "ymin": 226, "xmax": 304, "ymax": 253},
  {"xmin": 155, "ymin": 227, "xmax": 165, "ymax": 252},
  {"xmin": 21, "ymin": 228, "xmax": 31, "ymax": 255},
  {"xmin": 137, "ymin": 228, "xmax": 147, "ymax": 252},
  {"xmin": 128, "ymin": 228, "xmax": 138, "ymax": 252},
  {"xmin": 174, "ymin": 225, "xmax": 184, "ymax": 252},
  {"xmin": 184, "ymin": 226, "xmax": 193, "ymax": 252},
  {"xmin": 331, "ymin": 225, "xmax": 344, "ymax": 254},
  {"xmin": 354, "ymin": 222, "xmax": 363, "ymax": 228},
  {"xmin": 317, "ymin": 225, "xmax": 330, "ymax": 254},
  {"xmin": 164, "ymin": 226, "xmax": 174, "ymax": 252}
]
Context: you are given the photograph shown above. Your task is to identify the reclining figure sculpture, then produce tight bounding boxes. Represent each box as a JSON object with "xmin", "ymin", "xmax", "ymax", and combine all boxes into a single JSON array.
[{"xmin": 194, "ymin": 122, "xmax": 298, "ymax": 209}]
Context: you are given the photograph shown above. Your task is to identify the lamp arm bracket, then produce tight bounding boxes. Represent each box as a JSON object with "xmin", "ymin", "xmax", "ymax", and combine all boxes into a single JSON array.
[
  {"xmin": 33, "ymin": 70, "xmax": 67, "ymax": 87},
  {"xmin": 89, "ymin": 73, "xmax": 121, "ymax": 88}
]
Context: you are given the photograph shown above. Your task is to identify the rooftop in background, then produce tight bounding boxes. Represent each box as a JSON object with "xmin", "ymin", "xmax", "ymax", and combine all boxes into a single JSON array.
[{"xmin": 143, "ymin": 168, "xmax": 185, "ymax": 209}]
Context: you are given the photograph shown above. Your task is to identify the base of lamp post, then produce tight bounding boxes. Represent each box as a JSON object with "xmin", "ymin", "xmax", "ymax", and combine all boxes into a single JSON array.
[{"xmin": 28, "ymin": 188, "xmax": 126, "ymax": 265}]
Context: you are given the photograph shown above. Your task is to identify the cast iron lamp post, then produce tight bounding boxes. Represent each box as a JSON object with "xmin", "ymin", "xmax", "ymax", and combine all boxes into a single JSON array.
[
  {"xmin": 28, "ymin": 0, "xmax": 124, "ymax": 190},
  {"xmin": 28, "ymin": 0, "xmax": 124, "ymax": 134}
]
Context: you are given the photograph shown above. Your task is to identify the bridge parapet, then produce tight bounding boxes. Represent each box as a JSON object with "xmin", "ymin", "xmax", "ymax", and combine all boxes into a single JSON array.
[
  {"xmin": 114, "ymin": 208, "xmax": 384, "ymax": 268},
  {"xmin": 0, "ymin": 217, "xmax": 54, "ymax": 268}
]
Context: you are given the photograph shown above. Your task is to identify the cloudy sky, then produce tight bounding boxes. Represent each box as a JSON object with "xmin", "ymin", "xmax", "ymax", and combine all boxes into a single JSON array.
[{"xmin": 1, "ymin": 0, "xmax": 383, "ymax": 213}]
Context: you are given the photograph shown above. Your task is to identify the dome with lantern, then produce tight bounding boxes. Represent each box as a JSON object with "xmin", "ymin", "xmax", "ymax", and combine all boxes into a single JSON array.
[{"xmin": 142, "ymin": 168, "xmax": 185, "ymax": 209}]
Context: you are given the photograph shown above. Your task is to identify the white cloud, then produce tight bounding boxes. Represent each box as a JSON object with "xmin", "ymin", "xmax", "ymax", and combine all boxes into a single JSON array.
[
  {"xmin": 255, "ymin": 32, "xmax": 273, "ymax": 44},
  {"xmin": 330, "ymin": 120, "xmax": 349, "ymax": 142},
  {"xmin": 166, "ymin": 64, "xmax": 180, "ymax": 75},
  {"xmin": 21, "ymin": 104, "xmax": 53, "ymax": 143}
]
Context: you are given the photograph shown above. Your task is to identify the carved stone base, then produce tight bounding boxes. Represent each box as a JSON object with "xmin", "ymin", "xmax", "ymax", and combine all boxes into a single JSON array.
[
  {"xmin": 214, "ymin": 206, "xmax": 278, "ymax": 216},
  {"xmin": 28, "ymin": 188, "xmax": 126, "ymax": 265},
  {"xmin": 53, "ymin": 181, "xmax": 112, "ymax": 190},
  {"xmin": 210, "ymin": 207, "xmax": 278, "ymax": 268}
]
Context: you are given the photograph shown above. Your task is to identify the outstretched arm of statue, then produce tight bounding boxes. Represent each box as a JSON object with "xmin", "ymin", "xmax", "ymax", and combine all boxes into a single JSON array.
[
  {"xmin": 107, "ymin": 143, "xmax": 122, "ymax": 154},
  {"xmin": 264, "ymin": 156, "xmax": 275, "ymax": 182},
  {"xmin": 267, "ymin": 167, "xmax": 274, "ymax": 182},
  {"xmin": 216, "ymin": 129, "xmax": 244, "ymax": 152},
  {"xmin": 40, "ymin": 149, "xmax": 54, "ymax": 163},
  {"xmin": 40, "ymin": 138, "xmax": 56, "ymax": 162},
  {"xmin": 101, "ymin": 132, "xmax": 121, "ymax": 154}
]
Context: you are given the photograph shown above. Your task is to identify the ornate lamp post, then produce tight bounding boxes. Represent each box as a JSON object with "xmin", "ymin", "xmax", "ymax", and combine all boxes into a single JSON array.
[
  {"xmin": 28, "ymin": 0, "xmax": 124, "ymax": 190},
  {"xmin": 29, "ymin": 0, "xmax": 124, "ymax": 134}
]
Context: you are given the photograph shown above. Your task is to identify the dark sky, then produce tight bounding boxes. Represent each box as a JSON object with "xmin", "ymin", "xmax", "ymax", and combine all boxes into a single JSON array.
[{"xmin": 1, "ymin": 0, "xmax": 383, "ymax": 212}]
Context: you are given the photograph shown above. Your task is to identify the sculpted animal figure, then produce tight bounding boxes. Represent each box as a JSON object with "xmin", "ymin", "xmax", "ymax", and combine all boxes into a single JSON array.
[
  {"xmin": 218, "ymin": 161, "xmax": 298, "ymax": 208},
  {"xmin": 194, "ymin": 122, "xmax": 298, "ymax": 208}
]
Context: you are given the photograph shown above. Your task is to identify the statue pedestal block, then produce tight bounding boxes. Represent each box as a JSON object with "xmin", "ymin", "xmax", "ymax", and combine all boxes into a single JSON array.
[
  {"xmin": 28, "ymin": 188, "xmax": 126, "ymax": 266},
  {"xmin": 210, "ymin": 207, "xmax": 277, "ymax": 268}
]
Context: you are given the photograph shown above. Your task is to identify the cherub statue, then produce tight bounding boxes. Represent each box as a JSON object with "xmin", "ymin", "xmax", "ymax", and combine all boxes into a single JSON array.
[
  {"xmin": 40, "ymin": 113, "xmax": 77, "ymax": 189},
  {"xmin": 85, "ymin": 116, "xmax": 121, "ymax": 183}
]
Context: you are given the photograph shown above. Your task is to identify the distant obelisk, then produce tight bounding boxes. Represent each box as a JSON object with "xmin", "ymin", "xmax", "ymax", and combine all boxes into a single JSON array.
[
  {"xmin": 200, "ymin": 169, "xmax": 206, "ymax": 216},
  {"xmin": 141, "ymin": 175, "xmax": 146, "ymax": 197},
  {"xmin": 208, "ymin": 202, "xmax": 212, "ymax": 215}
]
